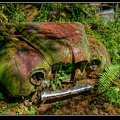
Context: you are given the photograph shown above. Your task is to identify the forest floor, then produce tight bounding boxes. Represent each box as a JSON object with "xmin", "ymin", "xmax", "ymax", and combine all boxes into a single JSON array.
[{"xmin": 0, "ymin": 88, "xmax": 120, "ymax": 115}]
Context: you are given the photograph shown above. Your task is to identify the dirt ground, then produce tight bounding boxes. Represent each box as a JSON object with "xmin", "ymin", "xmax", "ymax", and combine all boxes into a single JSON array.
[{"xmin": 0, "ymin": 89, "xmax": 120, "ymax": 115}]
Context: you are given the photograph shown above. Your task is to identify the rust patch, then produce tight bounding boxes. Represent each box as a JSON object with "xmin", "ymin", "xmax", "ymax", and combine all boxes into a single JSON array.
[
  {"xmin": 14, "ymin": 41, "xmax": 44, "ymax": 78},
  {"xmin": 26, "ymin": 22, "xmax": 82, "ymax": 43},
  {"xmin": 71, "ymin": 45, "xmax": 87, "ymax": 63},
  {"xmin": 24, "ymin": 22, "xmax": 88, "ymax": 64}
]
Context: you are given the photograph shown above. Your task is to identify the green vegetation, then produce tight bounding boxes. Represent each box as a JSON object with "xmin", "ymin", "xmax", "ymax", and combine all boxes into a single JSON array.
[
  {"xmin": 96, "ymin": 64, "xmax": 120, "ymax": 106},
  {"xmin": 28, "ymin": 106, "xmax": 36, "ymax": 115},
  {"xmin": 0, "ymin": 3, "xmax": 120, "ymax": 113},
  {"xmin": 97, "ymin": 64, "xmax": 120, "ymax": 93},
  {"xmin": 55, "ymin": 101, "xmax": 64, "ymax": 113},
  {"xmin": 51, "ymin": 63, "xmax": 74, "ymax": 90}
]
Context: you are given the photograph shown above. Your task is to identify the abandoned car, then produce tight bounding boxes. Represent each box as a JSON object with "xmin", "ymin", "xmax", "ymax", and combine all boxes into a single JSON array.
[{"xmin": 0, "ymin": 22, "xmax": 111, "ymax": 101}]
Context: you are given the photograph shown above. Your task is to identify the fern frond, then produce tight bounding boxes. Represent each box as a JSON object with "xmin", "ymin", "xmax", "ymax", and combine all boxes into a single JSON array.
[{"xmin": 97, "ymin": 64, "xmax": 120, "ymax": 93}]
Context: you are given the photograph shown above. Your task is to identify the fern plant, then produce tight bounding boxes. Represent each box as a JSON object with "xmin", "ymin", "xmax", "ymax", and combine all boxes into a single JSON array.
[
  {"xmin": 97, "ymin": 64, "xmax": 120, "ymax": 93},
  {"xmin": 96, "ymin": 64, "xmax": 120, "ymax": 106}
]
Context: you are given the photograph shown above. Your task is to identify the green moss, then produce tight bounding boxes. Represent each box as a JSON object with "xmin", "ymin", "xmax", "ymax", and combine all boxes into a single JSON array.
[
  {"xmin": 31, "ymin": 61, "xmax": 50, "ymax": 72},
  {"xmin": 75, "ymin": 22, "xmax": 91, "ymax": 62},
  {"xmin": 96, "ymin": 39, "xmax": 102, "ymax": 46},
  {"xmin": 0, "ymin": 56, "xmax": 35, "ymax": 97}
]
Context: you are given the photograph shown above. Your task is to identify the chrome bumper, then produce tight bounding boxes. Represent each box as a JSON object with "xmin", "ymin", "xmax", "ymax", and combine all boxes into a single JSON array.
[{"xmin": 41, "ymin": 84, "xmax": 92, "ymax": 101}]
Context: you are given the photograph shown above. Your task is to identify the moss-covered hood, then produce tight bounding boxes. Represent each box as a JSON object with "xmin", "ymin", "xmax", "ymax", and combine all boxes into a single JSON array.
[{"xmin": 0, "ymin": 22, "xmax": 111, "ymax": 97}]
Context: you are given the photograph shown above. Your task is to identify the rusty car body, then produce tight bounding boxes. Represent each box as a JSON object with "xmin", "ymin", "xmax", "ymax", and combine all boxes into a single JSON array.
[{"xmin": 0, "ymin": 22, "xmax": 111, "ymax": 101}]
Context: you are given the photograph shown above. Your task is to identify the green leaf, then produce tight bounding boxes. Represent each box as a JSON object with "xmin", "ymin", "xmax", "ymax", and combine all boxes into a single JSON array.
[
  {"xmin": 56, "ymin": 79, "xmax": 61, "ymax": 86},
  {"xmin": 52, "ymin": 83, "xmax": 56, "ymax": 90},
  {"xmin": 0, "ymin": 93, "xmax": 5, "ymax": 99},
  {"xmin": 97, "ymin": 64, "xmax": 120, "ymax": 93}
]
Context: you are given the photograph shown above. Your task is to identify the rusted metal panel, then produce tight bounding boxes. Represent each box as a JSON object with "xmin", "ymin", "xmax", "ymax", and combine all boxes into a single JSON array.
[
  {"xmin": 0, "ymin": 22, "xmax": 111, "ymax": 97},
  {"xmin": 22, "ymin": 22, "xmax": 90, "ymax": 64}
]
